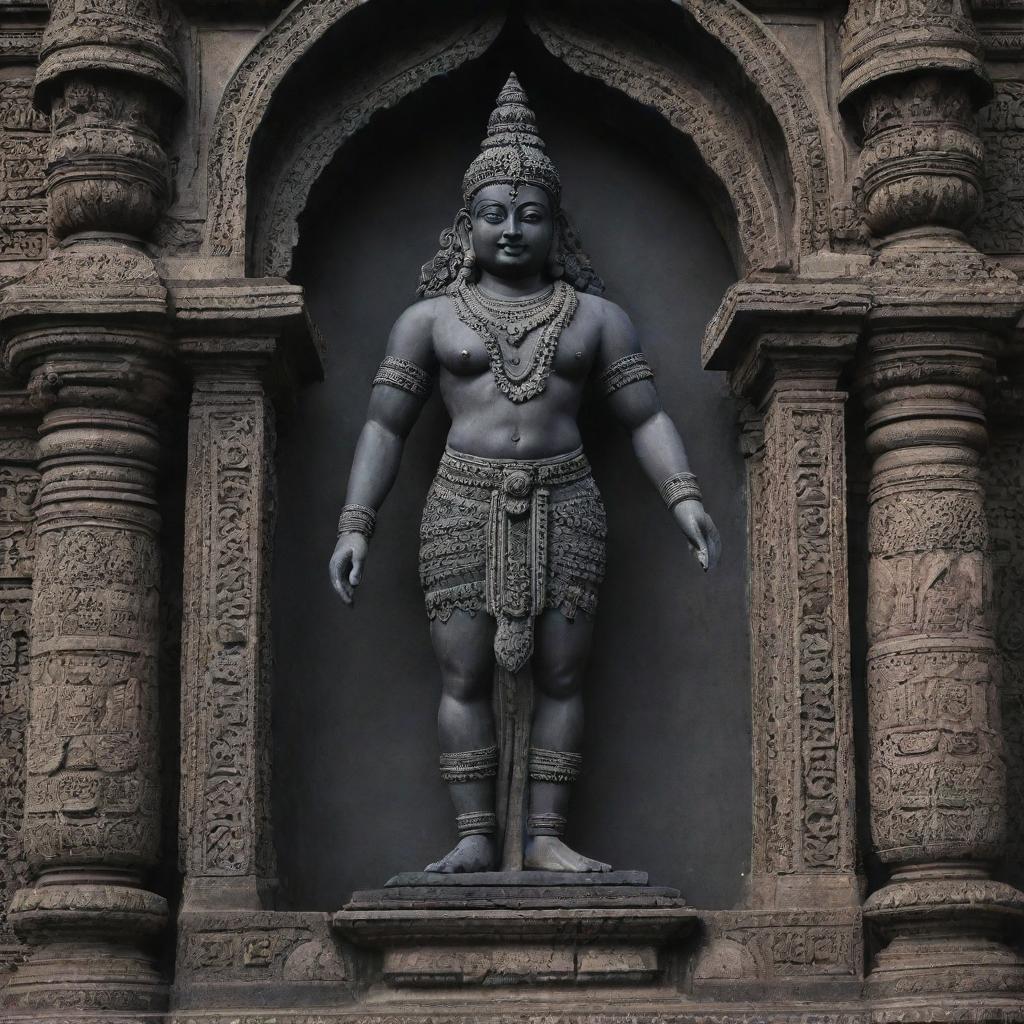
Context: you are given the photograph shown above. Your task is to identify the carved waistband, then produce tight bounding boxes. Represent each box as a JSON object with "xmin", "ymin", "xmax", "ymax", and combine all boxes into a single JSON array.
[{"xmin": 438, "ymin": 446, "xmax": 591, "ymax": 494}]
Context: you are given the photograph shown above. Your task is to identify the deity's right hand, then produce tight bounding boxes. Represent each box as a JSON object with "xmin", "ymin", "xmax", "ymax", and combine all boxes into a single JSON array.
[{"xmin": 329, "ymin": 533, "xmax": 368, "ymax": 605}]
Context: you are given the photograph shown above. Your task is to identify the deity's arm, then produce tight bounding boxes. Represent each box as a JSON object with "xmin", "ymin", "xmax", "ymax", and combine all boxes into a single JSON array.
[
  {"xmin": 330, "ymin": 301, "xmax": 438, "ymax": 603},
  {"xmin": 592, "ymin": 299, "xmax": 721, "ymax": 570}
]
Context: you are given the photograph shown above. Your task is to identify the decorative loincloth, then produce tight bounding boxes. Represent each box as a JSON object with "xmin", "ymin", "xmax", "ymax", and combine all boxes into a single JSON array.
[{"xmin": 419, "ymin": 447, "xmax": 607, "ymax": 672}]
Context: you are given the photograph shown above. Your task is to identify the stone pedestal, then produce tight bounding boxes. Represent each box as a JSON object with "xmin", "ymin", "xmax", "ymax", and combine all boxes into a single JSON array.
[{"xmin": 334, "ymin": 872, "xmax": 696, "ymax": 989}]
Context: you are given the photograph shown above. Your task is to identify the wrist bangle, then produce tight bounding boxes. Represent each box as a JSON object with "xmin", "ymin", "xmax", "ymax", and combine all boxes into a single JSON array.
[
  {"xmin": 338, "ymin": 503, "xmax": 376, "ymax": 539},
  {"xmin": 659, "ymin": 472, "xmax": 702, "ymax": 509}
]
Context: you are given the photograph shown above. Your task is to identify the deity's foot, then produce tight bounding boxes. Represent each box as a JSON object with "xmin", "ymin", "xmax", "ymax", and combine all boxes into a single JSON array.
[
  {"xmin": 425, "ymin": 834, "xmax": 497, "ymax": 873},
  {"xmin": 524, "ymin": 836, "xmax": 612, "ymax": 872}
]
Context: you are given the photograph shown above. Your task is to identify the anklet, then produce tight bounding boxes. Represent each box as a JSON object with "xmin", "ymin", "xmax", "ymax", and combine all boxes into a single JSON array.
[
  {"xmin": 456, "ymin": 811, "xmax": 497, "ymax": 838},
  {"xmin": 527, "ymin": 812, "xmax": 567, "ymax": 837},
  {"xmin": 528, "ymin": 747, "xmax": 582, "ymax": 783},
  {"xmin": 439, "ymin": 745, "xmax": 499, "ymax": 782}
]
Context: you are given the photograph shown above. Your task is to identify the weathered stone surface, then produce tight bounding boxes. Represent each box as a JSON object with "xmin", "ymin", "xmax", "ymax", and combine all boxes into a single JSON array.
[{"xmin": 0, "ymin": 0, "xmax": 1022, "ymax": 1020}]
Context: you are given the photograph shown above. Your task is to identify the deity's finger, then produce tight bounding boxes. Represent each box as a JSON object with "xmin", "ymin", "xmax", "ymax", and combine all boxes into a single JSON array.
[
  {"xmin": 330, "ymin": 551, "xmax": 352, "ymax": 597},
  {"xmin": 695, "ymin": 537, "xmax": 709, "ymax": 571},
  {"xmin": 707, "ymin": 516, "xmax": 722, "ymax": 570},
  {"xmin": 349, "ymin": 560, "xmax": 362, "ymax": 587}
]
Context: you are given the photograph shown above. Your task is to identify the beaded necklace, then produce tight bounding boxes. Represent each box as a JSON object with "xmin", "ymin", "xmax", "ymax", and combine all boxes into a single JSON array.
[{"xmin": 452, "ymin": 278, "xmax": 578, "ymax": 403}]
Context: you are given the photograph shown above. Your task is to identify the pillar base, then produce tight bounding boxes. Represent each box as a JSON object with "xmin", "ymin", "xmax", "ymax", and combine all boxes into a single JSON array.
[
  {"xmin": 3, "ymin": 872, "xmax": 169, "ymax": 1012},
  {"xmin": 864, "ymin": 865, "xmax": 1024, "ymax": 999}
]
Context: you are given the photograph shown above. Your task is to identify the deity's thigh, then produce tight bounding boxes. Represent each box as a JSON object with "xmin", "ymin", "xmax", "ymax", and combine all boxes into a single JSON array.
[
  {"xmin": 531, "ymin": 608, "xmax": 596, "ymax": 702},
  {"xmin": 429, "ymin": 609, "xmax": 496, "ymax": 704}
]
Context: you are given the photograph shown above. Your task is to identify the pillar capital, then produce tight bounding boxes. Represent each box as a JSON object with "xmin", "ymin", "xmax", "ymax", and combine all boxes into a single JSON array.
[{"xmin": 839, "ymin": 0, "xmax": 989, "ymax": 110}]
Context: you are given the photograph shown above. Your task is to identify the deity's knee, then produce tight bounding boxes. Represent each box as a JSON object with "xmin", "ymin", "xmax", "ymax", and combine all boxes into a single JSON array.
[
  {"xmin": 438, "ymin": 662, "xmax": 493, "ymax": 705},
  {"xmin": 533, "ymin": 658, "xmax": 585, "ymax": 702}
]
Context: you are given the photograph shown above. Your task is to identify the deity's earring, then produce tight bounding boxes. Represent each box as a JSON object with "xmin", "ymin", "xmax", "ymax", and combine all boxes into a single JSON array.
[
  {"xmin": 546, "ymin": 249, "xmax": 565, "ymax": 280},
  {"xmin": 454, "ymin": 208, "xmax": 475, "ymax": 282}
]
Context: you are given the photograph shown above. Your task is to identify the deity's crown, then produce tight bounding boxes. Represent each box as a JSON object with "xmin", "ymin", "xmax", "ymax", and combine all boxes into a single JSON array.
[{"xmin": 462, "ymin": 72, "xmax": 562, "ymax": 206}]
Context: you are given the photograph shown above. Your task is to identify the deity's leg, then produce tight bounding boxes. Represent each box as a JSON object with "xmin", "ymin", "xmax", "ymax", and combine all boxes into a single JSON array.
[
  {"xmin": 525, "ymin": 610, "xmax": 610, "ymax": 872},
  {"xmin": 426, "ymin": 610, "xmax": 499, "ymax": 872}
]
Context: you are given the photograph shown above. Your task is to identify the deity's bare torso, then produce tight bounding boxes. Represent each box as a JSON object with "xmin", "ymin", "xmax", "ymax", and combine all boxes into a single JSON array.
[{"xmin": 390, "ymin": 288, "xmax": 628, "ymax": 460}]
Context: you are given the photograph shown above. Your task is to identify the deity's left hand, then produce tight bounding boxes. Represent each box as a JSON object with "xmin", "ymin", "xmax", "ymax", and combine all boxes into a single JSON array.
[{"xmin": 673, "ymin": 499, "xmax": 721, "ymax": 572}]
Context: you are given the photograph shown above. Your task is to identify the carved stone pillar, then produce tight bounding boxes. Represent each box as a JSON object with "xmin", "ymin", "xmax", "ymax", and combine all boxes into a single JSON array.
[
  {"xmin": 0, "ymin": 250, "xmax": 176, "ymax": 1012},
  {"xmin": 179, "ymin": 340, "xmax": 277, "ymax": 912},
  {"xmin": 34, "ymin": 0, "xmax": 182, "ymax": 244},
  {"xmin": 840, "ymin": 0, "xmax": 1024, "ymax": 1006},
  {"xmin": 742, "ymin": 341, "xmax": 859, "ymax": 911},
  {"xmin": 696, "ymin": 284, "xmax": 868, "ymax": 997},
  {"xmin": 859, "ymin": 329, "xmax": 1024, "ymax": 999},
  {"xmin": 840, "ymin": 0, "xmax": 990, "ymax": 248},
  {"xmin": 167, "ymin": 283, "xmax": 319, "ymax": 1006},
  {"xmin": 0, "ymin": 0, "xmax": 182, "ymax": 1011}
]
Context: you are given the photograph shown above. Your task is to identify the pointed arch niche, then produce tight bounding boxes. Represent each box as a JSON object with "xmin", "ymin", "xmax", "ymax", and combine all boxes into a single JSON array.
[{"xmin": 190, "ymin": 0, "xmax": 853, "ymax": 917}]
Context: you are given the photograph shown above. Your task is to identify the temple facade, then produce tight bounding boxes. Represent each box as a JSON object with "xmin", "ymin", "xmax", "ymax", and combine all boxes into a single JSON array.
[{"xmin": 0, "ymin": 0, "xmax": 1023, "ymax": 1020}]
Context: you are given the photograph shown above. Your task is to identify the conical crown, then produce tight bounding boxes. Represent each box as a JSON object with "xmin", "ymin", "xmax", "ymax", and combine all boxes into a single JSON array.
[{"xmin": 462, "ymin": 73, "xmax": 561, "ymax": 205}]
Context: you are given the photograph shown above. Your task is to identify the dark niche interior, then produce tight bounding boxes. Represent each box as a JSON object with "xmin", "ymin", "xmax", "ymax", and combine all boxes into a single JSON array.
[{"xmin": 271, "ymin": 43, "xmax": 751, "ymax": 911}]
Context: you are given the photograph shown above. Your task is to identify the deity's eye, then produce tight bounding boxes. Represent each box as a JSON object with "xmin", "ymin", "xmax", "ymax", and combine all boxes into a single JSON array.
[{"xmin": 480, "ymin": 210, "xmax": 505, "ymax": 224}]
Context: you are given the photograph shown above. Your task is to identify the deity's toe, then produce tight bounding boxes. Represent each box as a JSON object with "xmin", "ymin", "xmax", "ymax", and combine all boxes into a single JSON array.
[
  {"xmin": 425, "ymin": 834, "xmax": 496, "ymax": 873},
  {"xmin": 524, "ymin": 836, "xmax": 612, "ymax": 873}
]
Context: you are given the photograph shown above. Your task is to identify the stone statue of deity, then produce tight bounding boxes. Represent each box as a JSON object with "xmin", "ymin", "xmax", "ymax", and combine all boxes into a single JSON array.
[{"xmin": 329, "ymin": 74, "xmax": 720, "ymax": 874}]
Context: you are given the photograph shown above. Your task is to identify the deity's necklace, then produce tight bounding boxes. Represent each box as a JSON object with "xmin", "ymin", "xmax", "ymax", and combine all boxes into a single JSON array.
[{"xmin": 452, "ymin": 278, "xmax": 578, "ymax": 403}]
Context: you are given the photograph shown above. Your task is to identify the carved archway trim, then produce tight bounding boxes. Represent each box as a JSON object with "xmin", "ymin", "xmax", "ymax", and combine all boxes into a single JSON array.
[
  {"xmin": 682, "ymin": 0, "xmax": 832, "ymax": 255},
  {"xmin": 528, "ymin": 17, "xmax": 785, "ymax": 273},
  {"xmin": 205, "ymin": 0, "xmax": 372, "ymax": 258},
  {"xmin": 251, "ymin": 16, "xmax": 503, "ymax": 277},
  {"xmin": 205, "ymin": 0, "xmax": 833, "ymax": 266}
]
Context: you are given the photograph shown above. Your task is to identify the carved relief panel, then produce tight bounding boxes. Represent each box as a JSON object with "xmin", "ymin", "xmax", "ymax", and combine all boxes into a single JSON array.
[{"xmin": 0, "ymin": 78, "xmax": 48, "ymax": 273}]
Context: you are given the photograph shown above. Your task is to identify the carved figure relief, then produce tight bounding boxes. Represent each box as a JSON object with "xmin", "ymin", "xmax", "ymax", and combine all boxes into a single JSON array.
[{"xmin": 0, "ymin": 79, "xmax": 48, "ymax": 269}]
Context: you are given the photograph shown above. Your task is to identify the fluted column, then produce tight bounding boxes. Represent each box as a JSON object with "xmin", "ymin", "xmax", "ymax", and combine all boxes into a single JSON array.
[
  {"xmin": 859, "ymin": 331, "xmax": 1024, "ymax": 999},
  {"xmin": 0, "ymin": 0, "xmax": 181, "ymax": 1012}
]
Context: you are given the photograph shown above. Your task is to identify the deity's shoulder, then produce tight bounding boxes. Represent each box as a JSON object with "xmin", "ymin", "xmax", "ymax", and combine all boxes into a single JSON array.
[
  {"xmin": 574, "ymin": 291, "xmax": 637, "ymax": 348},
  {"xmin": 389, "ymin": 296, "xmax": 445, "ymax": 339}
]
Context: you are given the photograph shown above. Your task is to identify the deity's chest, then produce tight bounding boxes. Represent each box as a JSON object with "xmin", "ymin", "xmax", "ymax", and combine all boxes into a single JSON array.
[
  {"xmin": 435, "ymin": 319, "xmax": 491, "ymax": 376},
  {"xmin": 436, "ymin": 305, "xmax": 596, "ymax": 383}
]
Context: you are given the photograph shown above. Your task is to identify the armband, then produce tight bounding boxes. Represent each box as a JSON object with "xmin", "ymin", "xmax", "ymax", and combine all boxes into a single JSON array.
[
  {"xmin": 595, "ymin": 353, "xmax": 654, "ymax": 398},
  {"xmin": 337, "ymin": 503, "xmax": 377, "ymax": 539},
  {"xmin": 659, "ymin": 472, "xmax": 703, "ymax": 509},
  {"xmin": 373, "ymin": 356, "xmax": 433, "ymax": 398}
]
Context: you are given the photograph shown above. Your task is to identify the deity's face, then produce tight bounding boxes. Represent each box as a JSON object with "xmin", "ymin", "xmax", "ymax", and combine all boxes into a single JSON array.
[{"xmin": 468, "ymin": 183, "xmax": 555, "ymax": 282}]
